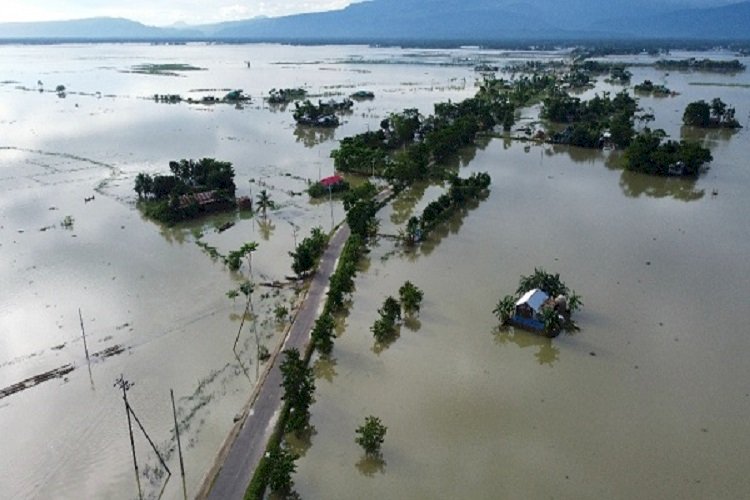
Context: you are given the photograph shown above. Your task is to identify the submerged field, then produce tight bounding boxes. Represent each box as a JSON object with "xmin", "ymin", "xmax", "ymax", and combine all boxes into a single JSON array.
[{"xmin": 1, "ymin": 43, "xmax": 750, "ymax": 499}]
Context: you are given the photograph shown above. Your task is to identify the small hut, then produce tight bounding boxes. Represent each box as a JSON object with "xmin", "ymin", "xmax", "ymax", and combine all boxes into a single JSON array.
[{"xmin": 512, "ymin": 288, "xmax": 550, "ymax": 331}]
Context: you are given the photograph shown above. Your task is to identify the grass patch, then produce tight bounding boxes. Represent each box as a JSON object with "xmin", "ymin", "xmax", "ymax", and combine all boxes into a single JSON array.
[
  {"xmin": 689, "ymin": 82, "xmax": 750, "ymax": 88},
  {"xmin": 125, "ymin": 63, "xmax": 205, "ymax": 76}
]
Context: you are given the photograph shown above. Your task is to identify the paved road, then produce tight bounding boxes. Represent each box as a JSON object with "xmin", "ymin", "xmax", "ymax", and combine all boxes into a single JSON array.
[{"xmin": 201, "ymin": 223, "xmax": 351, "ymax": 500}]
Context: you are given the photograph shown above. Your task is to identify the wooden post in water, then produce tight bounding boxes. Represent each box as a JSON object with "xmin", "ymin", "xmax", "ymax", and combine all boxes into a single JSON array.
[
  {"xmin": 78, "ymin": 308, "xmax": 90, "ymax": 362},
  {"xmin": 170, "ymin": 389, "xmax": 187, "ymax": 500},
  {"xmin": 115, "ymin": 375, "xmax": 142, "ymax": 500}
]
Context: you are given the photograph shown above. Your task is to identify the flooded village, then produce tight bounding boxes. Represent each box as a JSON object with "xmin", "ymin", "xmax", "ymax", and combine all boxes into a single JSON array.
[{"xmin": 1, "ymin": 40, "xmax": 750, "ymax": 500}]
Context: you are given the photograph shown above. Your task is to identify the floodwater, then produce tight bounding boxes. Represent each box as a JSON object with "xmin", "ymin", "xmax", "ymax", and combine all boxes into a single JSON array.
[{"xmin": 0, "ymin": 43, "xmax": 749, "ymax": 499}]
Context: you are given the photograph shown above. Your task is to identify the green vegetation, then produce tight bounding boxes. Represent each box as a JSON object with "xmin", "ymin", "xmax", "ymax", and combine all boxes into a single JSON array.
[
  {"xmin": 398, "ymin": 281, "xmax": 424, "ymax": 315},
  {"xmin": 60, "ymin": 215, "xmax": 74, "ymax": 229},
  {"xmin": 225, "ymin": 242, "xmax": 258, "ymax": 272},
  {"xmin": 682, "ymin": 98, "xmax": 741, "ymax": 128},
  {"xmin": 331, "ymin": 74, "xmax": 553, "ymax": 184},
  {"xmin": 495, "ymin": 268, "xmax": 583, "ymax": 335},
  {"xmin": 543, "ymin": 89, "xmax": 637, "ymax": 148},
  {"xmin": 634, "ymin": 80, "xmax": 674, "ymax": 97},
  {"xmin": 355, "ymin": 415, "xmax": 387, "ymax": 456},
  {"xmin": 279, "ymin": 348, "xmax": 315, "ymax": 435},
  {"xmin": 624, "ymin": 128, "xmax": 713, "ymax": 177},
  {"xmin": 311, "ymin": 313, "xmax": 335, "ymax": 355},
  {"xmin": 342, "ymin": 181, "xmax": 377, "ymax": 211},
  {"xmin": 655, "ymin": 58, "xmax": 745, "ymax": 72},
  {"xmin": 289, "ymin": 227, "xmax": 329, "ymax": 277},
  {"xmin": 127, "ymin": 63, "xmax": 205, "ymax": 76},
  {"xmin": 265, "ymin": 445, "xmax": 298, "ymax": 494},
  {"xmin": 293, "ymin": 99, "xmax": 352, "ymax": 127},
  {"xmin": 346, "ymin": 199, "xmax": 379, "ymax": 239},
  {"xmin": 404, "ymin": 173, "xmax": 491, "ymax": 244},
  {"xmin": 325, "ymin": 233, "xmax": 366, "ymax": 314},
  {"xmin": 350, "ymin": 90, "xmax": 375, "ymax": 100},
  {"xmin": 268, "ymin": 87, "xmax": 307, "ymax": 104},
  {"xmin": 255, "ymin": 189, "xmax": 273, "ymax": 217},
  {"xmin": 134, "ymin": 158, "xmax": 236, "ymax": 225},
  {"xmin": 307, "ymin": 178, "xmax": 350, "ymax": 198}
]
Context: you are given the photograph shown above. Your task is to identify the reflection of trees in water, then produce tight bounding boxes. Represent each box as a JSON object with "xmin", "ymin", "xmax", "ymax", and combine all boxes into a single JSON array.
[
  {"xmin": 390, "ymin": 181, "xmax": 429, "ymax": 225},
  {"xmin": 405, "ymin": 197, "xmax": 484, "ymax": 260},
  {"xmin": 493, "ymin": 327, "xmax": 560, "ymax": 366},
  {"xmin": 267, "ymin": 101, "xmax": 290, "ymax": 113},
  {"xmin": 544, "ymin": 143, "xmax": 609, "ymax": 165},
  {"xmin": 313, "ymin": 355, "xmax": 338, "ymax": 383},
  {"xmin": 294, "ymin": 124, "xmax": 335, "ymax": 148},
  {"xmin": 256, "ymin": 217, "xmax": 276, "ymax": 240},
  {"xmin": 403, "ymin": 316, "xmax": 421, "ymax": 332},
  {"xmin": 285, "ymin": 425, "xmax": 317, "ymax": 459},
  {"xmin": 372, "ymin": 325, "xmax": 401, "ymax": 355},
  {"xmin": 619, "ymin": 169, "xmax": 704, "ymax": 201},
  {"xmin": 356, "ymin": 453, "xmax": 386, "ymax": 477},
  {"xmin": 680, "ymin": 125, "xmax": 740, "ymax": 143}
]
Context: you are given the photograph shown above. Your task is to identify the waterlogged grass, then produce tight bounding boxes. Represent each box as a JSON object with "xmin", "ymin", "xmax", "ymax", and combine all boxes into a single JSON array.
[
  {"xmin": 689, "ymin": 82, "xmax": 750, "ymax": 88},
  {"xmin": 125, "ymin": 63, "xmax": 206, "ymax": 76}
]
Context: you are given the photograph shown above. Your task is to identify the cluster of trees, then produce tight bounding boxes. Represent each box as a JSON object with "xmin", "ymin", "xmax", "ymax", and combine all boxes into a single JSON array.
[
  {"xmin": 402, "ymin": 173, "xmax": 491, "ymax": 245},
  {"xmin": 655, "ymin": 58, "xmax": 745, "ymax": 72},
  {"xmin": 543, "ymin": 89, "xmax": 637, "ymax": 148},
  {"xmin": 573, "ymin": 60, "xmax": 631, "ymax": 83},
  {"xmin": 279, "ymin": 347, "xmax": 315, "ymax": 435},
  {"xmin": 494, "ymin": 268, "xmax": 583, "ymax": 336},
  {"xmin": 134, "ymin": 158, "xmax": 236, "ymax": 224},
  {"xmin": 624, "ymin": 128, "xmax": 713, "ymax": 177},
  {"xmin": 371, "ymin": 282, "xmax": 424, "ymax": 343},
  {"xmin": 293, "ymin": 98, "xmax": 353, "ymax": 127},
  {"xmin": 331, "ymin": 75, "xmax": 553, "ymax": 186},
  {"xmin": 634, "ymin": 80, "xmax": 674, "ymax": 97},
  {"xmin": 268, "ymin": 87, "xmax": 307, "ymax": 104},
  {"xmin": 289, "ymin": 227, "xmax": 328, "ymax": 277},
  {"xmin": 325, "ymin": 233, "xmax": 366, "ymax": 315},
  {"xmin": 682, "ymin": 98, "xmax": 741, "ymax": 129}
]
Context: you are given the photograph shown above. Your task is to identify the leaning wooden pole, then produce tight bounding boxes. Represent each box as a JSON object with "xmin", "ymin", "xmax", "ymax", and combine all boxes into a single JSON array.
[
  {"xmin": 78, "ymin": 308, "xmax": 90, "ymax": 361},
  {"xmin": 170, "ymin": 389, "xmax": 187, "ymax": 500},
  {"xmin": 233, "ymin": 291, "xmax": 253, "ymax": 351},
  {"xmin": 127, "ymin": 400, "xmax": 171, "ymax": 476},
  {"xmin": 118, "ymin": 377, "xmax": 142, "ymax": 500}
]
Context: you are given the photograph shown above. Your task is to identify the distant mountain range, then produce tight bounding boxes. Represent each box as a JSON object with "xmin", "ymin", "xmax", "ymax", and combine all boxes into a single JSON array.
[{"xmin": 1, "ymin": 0, "xmax": 749, "ymax": 42}]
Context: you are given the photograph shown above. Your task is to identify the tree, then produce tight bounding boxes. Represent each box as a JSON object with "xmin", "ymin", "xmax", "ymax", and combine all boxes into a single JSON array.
[
  {"xmin": 279, "ymin": 348, "xmax": 315, "ymax": 434},
  {"xmin": 398, "ymin": 281, "xmax": 423, "ymax": 315},
  {"xmin": 683, "ymin": 100, "xmax": 711, "ymax": 127},
  {"xmin": 266, "ymin": 445, "xmax": 298, "ymax": 493},
  {"xmin": 256, "ymin": 189, "xmax": 273, "ymax": 217},
  {"xmin": 311, "ymin": 313, "xmax": 335, "ymax": 354},
  {"xmin": 346, "ymin": 199, "xmax": 378, "ymax": 239},
  {"xmin": 541, "ymin": 307, "xmax": 563, "ymax": 337},
  {"xmin": 355, "ymin": 415, "xmax": 387, "ymax": 456},
  {"xmin": 134, "ymin": 172, "xmax": 152, "ymax": 199},
  {"xmin": 379, "ymin": 296, "xmax": 401, "ymax": 323},
  {"xmin": 493, "ymin": 295, "xmax": 516, "ymax": 324}
]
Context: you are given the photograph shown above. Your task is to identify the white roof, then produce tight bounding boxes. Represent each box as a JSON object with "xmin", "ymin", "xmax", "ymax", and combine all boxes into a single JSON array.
[{"xmin": 515, "ymin": 289, "xmax": 549, "ymax": 312}]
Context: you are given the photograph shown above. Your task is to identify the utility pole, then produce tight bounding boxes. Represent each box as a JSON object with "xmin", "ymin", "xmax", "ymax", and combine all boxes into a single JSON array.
[
  {"xmin": 170, "ymin": 389, "xmax": 187, "ymax": 500},
  {"xmin": 115, "ymin": 375, "xmax": 142, "ymax": 500}
]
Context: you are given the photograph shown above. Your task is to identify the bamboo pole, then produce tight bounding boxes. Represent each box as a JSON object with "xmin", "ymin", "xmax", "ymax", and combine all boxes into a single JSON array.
[{"xmin": 170, "ymin": 389, "xmax": 187, "ymax": 500}]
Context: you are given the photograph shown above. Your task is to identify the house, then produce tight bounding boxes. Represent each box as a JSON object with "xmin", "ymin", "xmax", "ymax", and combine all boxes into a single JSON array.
[
  {"xmin": 512, "ymin": 288, "xmax": 550, "ymax": 332},
  {"xmin": 179, "ymin": 190, "xmax": 217, "ymax": 209},
  {"xmin": 320, "ymin": 175, "xmax": 345, "ymax": 188}
]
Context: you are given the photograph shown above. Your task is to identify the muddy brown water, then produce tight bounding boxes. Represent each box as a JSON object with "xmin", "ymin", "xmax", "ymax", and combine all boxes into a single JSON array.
[{"xmin": 1, "ymin": 44, "xmax": 749, "ymax": 499}]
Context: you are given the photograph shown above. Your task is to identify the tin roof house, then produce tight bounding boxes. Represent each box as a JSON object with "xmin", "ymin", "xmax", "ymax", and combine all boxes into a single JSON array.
[{"xmin": 512, "ymin": 288, "xmax": 550, "ymax": 332}]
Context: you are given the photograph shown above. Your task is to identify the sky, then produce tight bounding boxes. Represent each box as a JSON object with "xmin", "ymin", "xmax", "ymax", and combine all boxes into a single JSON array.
[{"xmin": 0, "ymin": 0, "xmax": 361, "ymax": 26}]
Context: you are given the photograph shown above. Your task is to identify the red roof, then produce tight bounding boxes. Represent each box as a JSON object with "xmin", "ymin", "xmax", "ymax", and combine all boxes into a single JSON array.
[
  {"xmin": 179, "ymin": 190, "xmax": 217, "ymax": 208},
  {"xmin": 320, "ymin": 175, "xmax": 344, "ymax": 187}
]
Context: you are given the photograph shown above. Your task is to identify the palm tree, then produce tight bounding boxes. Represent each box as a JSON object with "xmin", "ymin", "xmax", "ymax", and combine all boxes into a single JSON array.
[
  {"xmin": 256, "ymin": 189, "xmax": 272, "ymax": 218},
  {"xmin": 493, "ymin": 295, "xmax": 516, "ymax": 325}
]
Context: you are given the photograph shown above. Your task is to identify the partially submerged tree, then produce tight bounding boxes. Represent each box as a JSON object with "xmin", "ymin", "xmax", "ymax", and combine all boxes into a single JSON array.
[
  {"xmin": 355, "ymin": 415, "xmax": 387, "ymax": 456},
  {"xmin": 398, "ymin": 281, "xmax": 424, "ymax": 315}
]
